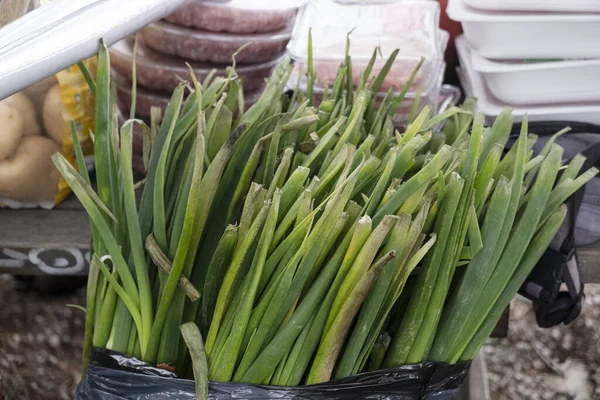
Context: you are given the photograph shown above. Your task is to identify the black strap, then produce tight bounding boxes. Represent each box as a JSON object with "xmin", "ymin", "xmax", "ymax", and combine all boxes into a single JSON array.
[
  {"xmin": 518, "ymin": 133, "xmax": 600, "ymax": 328},
  {"xmin": 507, "ymin": 120, "xmax": 600, "ymax": 153},
  {"xmin": 522, "ymin": 248, "xmax": 584, "ymax": 328}
]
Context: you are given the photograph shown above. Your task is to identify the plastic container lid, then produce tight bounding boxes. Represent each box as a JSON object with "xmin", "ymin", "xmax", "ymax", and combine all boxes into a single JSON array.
[
  {"xmin": 456, "ymin": 35, "xmax": 600, "ymax": 126},
  {"xmin": 140, "ymin": 20, "xmax": 292, "ymax": 64},
  {"xmin": 463, "ymin": 0, "xmax": 600, "ymax": 13},
  {"xmin": 109, "ymin": 37, "xmax": 279, "ymax": 92}
]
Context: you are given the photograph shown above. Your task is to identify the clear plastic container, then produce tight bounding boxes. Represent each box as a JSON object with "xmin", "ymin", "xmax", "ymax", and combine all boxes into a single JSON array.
[
  {"xmin": 289, "ymin": 31, "xmax": 448, "ymax": 98},
  {"xmin": 287, "ymin": 0, "xmax": 443, "ymax": 94},
  {"xmin": 290, "ymin": 61, "xmax": 446, "ymax": 127},
  {"xmin": 469, "ymin": 48, "xmax": 600, "ymax": 105},
  {"xmin": 114, "ymin": 72, "xmax": 263, "ymax": 120},
  {"xmin": 140, "ymin": 20, "xmax": 292, "ymax": 64},
  {"xmin": 395, "ymin": 82, "xmax": 461, "ymax": 129},
  {"xmin": 456, "ymin": 35, "xmax": 600, "ymax": 126},
  {"xmin": 390, "ymin": 76, "xmax": 443, "ymax": 127},
  {"xmin": 165, "ymin": 0, "xmax": 306, "ymax": 34},
  {"xmin": 110, "ymin": 38, "xmax": 279, "ymax": 93},
  {"xmin": 448, "ymin": 0, "xmax": 600, "ymax": 60}
]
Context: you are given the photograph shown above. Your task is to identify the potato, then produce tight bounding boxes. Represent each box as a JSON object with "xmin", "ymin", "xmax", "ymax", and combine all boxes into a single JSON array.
[
  {"xmin": 1, "ymin": 92, "xmax": 41, "ymax": 137},
  {"xmin": 24, "ymin": 75, "xmax": 58, "ymax": 114},
  {"xmin": 0, "ymin": 136, "xmax": 61, "ymax": 201},
  {"xmin": 0, "ymin": 103, "xmax": 24, "ymax": 160},
  {"xmin": 43, "ymin": 84, "xmax": 67, "ymax": 145}
]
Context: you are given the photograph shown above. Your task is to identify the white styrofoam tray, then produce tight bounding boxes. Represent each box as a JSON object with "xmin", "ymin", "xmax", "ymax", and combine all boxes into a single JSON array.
[
  {"xmin": 464, "ymin": 0, "xmax": 600, "ymax": 13},
  {"xmin": 456, "ymin": 35, "xmax": 600, "ymax": 126},
  {"xmin": 448, "ymin": 0, "xmax": 600, "ymax": 60},
  {"xmin": 470, "ymin": 50, "xmax": 600, "ymax": 105}
]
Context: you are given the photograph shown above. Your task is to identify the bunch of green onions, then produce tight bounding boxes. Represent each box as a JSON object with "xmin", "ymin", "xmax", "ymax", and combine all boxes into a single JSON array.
[{"xmin": 55, "ymin": 33, "xmax": 597, "ymax": 394}]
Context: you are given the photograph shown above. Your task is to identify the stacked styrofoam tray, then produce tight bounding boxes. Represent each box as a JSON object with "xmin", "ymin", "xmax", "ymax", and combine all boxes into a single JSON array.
[
  {"xmin": 456, "ymin": 36, "xmax": 600, "ymax": 126},
  {"xmin": 447, "ymin": 0, "xmax": 600, "ymax": 60},
  {"xmin": 449, "ymin": 0, "xmax": 600, "ymax": 125},
  {"xmin": 470, "ymin": 52, "xmax": 600, "ymax": 105},
  {"xmin": 464, "ymin": 0, "xmax": 600, "ymax": 13}
]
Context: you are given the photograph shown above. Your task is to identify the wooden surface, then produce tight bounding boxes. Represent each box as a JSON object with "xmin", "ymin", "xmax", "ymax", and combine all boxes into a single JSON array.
[
  {"xmin": 0, "ymin": 195, "xmax": 88, "ymax": 248},
  {"xmin": 0, "ymin": 195, "xmax": 90, "ymax": 275}
]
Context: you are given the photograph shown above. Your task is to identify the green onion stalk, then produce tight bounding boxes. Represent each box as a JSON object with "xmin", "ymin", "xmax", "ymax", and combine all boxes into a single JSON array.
[{"xmin": 57, "ymin": 34, "xmax": 597, "ymax": 391}]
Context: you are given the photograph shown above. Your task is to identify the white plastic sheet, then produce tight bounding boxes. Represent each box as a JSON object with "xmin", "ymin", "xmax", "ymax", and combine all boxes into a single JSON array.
[{"xmin": 0, "ymin": 0, "xmax": 186, "ymax": 100}]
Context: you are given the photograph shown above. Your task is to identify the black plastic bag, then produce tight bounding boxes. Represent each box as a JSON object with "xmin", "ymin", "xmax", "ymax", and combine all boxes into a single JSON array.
[{"xmin": 74, "ymin": 348, "xmax": 470, "ymax": 400}]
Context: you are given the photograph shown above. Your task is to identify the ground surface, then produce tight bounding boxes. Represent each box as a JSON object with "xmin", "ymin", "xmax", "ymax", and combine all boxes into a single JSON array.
[
  {"xmin": 485, "ymin": 284, "xmax": 600, "ymax": 400},
  {"xmin": 0, "ymin": 275, "xmax": 85, "ymax": 400},
  {"xmin": 0, "ymin": 276, "xmax": 598, "ymax": 400}
]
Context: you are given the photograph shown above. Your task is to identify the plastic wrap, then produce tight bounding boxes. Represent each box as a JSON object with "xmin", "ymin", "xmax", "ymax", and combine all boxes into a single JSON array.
[
  {"xmin": 75, "ymin": 349, "xmax": 470, "ymax": 400},
  {"xmin": 140, "ymin": 20, "xmax": 292, "ymax": 64},
  {"xmin": 0, "ymin": 58, "xmax": 95, "ymax": 209},
  {"xmin": 165, "ymin": 0, "xmax": 305, "ymax": 34},
  {"xmin": 110, "ymin": 38, "xmax": 279, "ymax": 92}
]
